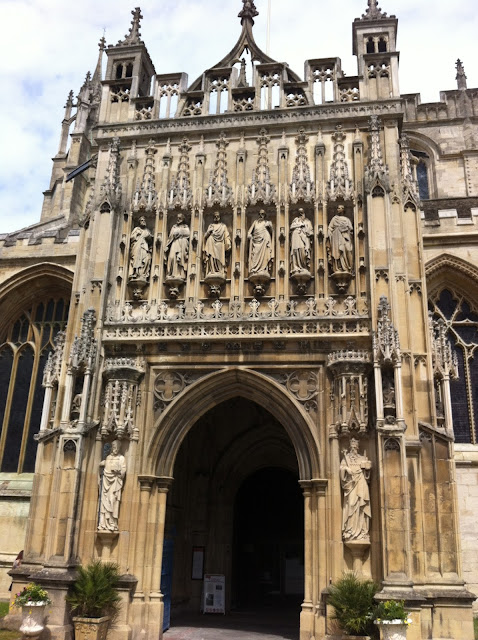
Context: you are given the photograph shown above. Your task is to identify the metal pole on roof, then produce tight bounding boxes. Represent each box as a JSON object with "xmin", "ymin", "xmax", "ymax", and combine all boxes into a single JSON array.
[{"xmin": 266, "ymin": 0, "xmax": 271, "ymax": 55}]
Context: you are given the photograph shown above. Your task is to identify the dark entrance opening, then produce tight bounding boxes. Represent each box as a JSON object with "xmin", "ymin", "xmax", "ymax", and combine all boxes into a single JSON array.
[
  {"xmin": 166, "ymin": 396, "xmax": 303, "ymax": 633},
  {"xmin": 233, "ymin": 467, "xmax": 304, "ymax": 611}
]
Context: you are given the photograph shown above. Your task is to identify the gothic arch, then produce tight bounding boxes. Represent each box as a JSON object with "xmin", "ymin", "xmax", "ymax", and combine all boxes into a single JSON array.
[
  {"xmin": 149, "ymin": 367, "xmax": 321, "ymax": 480},
  {"xmin": 426, "ymin": 253, "xmax": 478, "ymax": 302},
  {"xmin": 0, "ymin": 262, "xmax": 73, "ymax": 331}
]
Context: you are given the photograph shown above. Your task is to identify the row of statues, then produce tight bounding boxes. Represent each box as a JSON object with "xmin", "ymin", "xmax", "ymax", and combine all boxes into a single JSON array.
[
  {"xmin": 128, "ymin": 206, "xmax": 354, "ymax": 297},
  {"xmin": 98, "ymin": 436, "xmax": 371, "ymax": 538}
]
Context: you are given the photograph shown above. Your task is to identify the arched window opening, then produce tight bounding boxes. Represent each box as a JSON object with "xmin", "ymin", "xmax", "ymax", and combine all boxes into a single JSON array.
[
  {"xmin": 0, "ymin": 297, "xmax": 69, "ymax": 473},
  {"xmin": 411, "ymin": 149, "xmax": 430, "ymax": 200},
  {"xmin": 378, "ymin": 37, "xmax": 388, "ymax": 53},
  {"xmin": 366, "ymin": 37, "xmax": 375, "ymax": 54},
  {"xmin": 125, "ymin": 63, "xmax": 133, "ymax": 78},
  {"xmin": 430, "ymin": 289, "xmax": 478, "ymax": 443},
  {"xmin": 115, "ymin": 64, "xmax": 123, "ymax": 80}
]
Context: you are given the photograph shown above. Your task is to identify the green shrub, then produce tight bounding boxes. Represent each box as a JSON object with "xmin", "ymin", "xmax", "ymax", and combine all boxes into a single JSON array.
[
  {"xmin": 328, "ymin": 573, "xmax": 378, "ymax": 636},
  {"xmin": 66, "ymin": 561, "xmax": 120, "ymax": 619},
  {"xmin": 374, "ymin": 599, "xmax": 410, "ymax": 623}
]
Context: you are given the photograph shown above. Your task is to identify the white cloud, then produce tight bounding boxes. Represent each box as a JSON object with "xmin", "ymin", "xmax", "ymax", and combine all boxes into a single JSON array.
[{"xmin": 1, "ymin": 0, "xmax": 477, "ymax": 233}]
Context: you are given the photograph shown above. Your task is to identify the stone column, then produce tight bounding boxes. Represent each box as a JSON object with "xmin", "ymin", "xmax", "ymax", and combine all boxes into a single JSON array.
[{"xmin": 147, "ymin": 477, "xmax": 172, "ymax": 640}]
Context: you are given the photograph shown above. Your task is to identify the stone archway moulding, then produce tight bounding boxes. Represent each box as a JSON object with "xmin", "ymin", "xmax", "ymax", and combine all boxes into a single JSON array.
[
  {"xmin": 0, "ymin": 262, "xmax": 74, "ymax": 329},
  {"xmin": 426, "ymin": 253, "xmax": 478, "ymax": 300},
  {"xmin": 149, "ymin": 367, "xmax": 321, "ymax": 481}
]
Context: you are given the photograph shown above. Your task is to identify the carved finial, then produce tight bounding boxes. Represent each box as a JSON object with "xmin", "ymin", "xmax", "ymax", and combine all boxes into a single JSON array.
[
  {"xmin": 360, "ymin": 0, "xmax": 392, "ymax": 20},
  {"xmin": 238, "ymin": 0, "xmax": 259, "ymax": 26},
  {"xmin": 456, "ymin": 59, "xmax": 467, "ymax": 90},
  {"xmin": 237, "ymin": 57, "xmax": 249, "ymax": 87},
  {"xmin": 99, "ymin": 36, "xmax": 106, "ymax": 52},
  {"xmin": 119, "ymin": 7, "xmax": 143, "ymax": 45},
  {"xmin": 65, "ymin": 90, "xmax": 74, "ymax": 109}
]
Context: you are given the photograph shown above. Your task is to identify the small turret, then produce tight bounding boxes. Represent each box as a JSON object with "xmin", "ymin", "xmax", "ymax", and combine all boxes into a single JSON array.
[
  {"xmin": 352, "ymin": 0, "xmax": 399, "ymax": 100},
  {"xmin": 99, "ymin": 6, "xmax": 156, "ymax": 124}
]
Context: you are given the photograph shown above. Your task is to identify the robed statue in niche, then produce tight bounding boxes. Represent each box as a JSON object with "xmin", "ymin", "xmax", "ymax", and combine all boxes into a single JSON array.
[
  {"xmin": 165, "ymin": 212, "xmax": 190, "ymax": 281},
  {"xmin": 247, "ymin": 209, "xmax": 274, "ymax": 277},
  {"xmin": 290, "ymin": 208, "xmax": 313, "ymax": 275},
  {"xmin": 98, "ymin": 440, "xmax": 126, "ymax": 532},
  {"xmin": 327, "ymin": 205, "xmax": 353, "ymax": 274},
  {"xmin": 129, "ymin": 216, "xmax": 153, "ymax": 281},
  {"xmin": 340, "ymin": 438, "xmax": 371, "ymax": 541},
  {"xmin": 203, "ymin": 211, "xmax": 232, "ymax": 280}
]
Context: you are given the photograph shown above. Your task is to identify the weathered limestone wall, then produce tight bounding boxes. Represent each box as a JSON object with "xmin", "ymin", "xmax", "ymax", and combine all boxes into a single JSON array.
[
  {"xmin": 0, "ymin": 475, "xmax": 32, "ymax": 599},
  {"xmin": 455, "ymin": 445, "xmax": 478, "ymax": 614}
]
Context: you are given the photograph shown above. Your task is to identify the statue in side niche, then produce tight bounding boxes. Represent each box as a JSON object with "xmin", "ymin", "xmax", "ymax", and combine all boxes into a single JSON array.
[
  {"xmin": 247, "ymin": 209, "xmax": 274, "ymax": 277},
  {"xmin": 165, "ymin": 212, "xmax": 190, "ymax": 281},
  {"xmin": 203, "ymin": 211, "xmax": 232, "ymax": 279},
  {"xmin": 327, "ymin": 205, "xmax": 353, "ymax": 274},
  {"xmin": 340, "ymin": 438, "xmax": 371, "ymax": 541},
  {"xmin": 290, "ymin": 208, "xmax": 313, "ymax": 275},
  {"xmin": 129, "ymin": 216, "xmax": 153, "ymax": 281},
  {"xmin": 98, "ymin": 440, "xmax": 126, "ymax": 532}
]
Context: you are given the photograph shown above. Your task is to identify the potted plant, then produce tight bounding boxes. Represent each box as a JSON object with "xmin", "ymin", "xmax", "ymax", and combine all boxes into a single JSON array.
[
  {"xmin": 327, "ymin": 573, "xmax": 378, "ymax": 638},
  {"xmin": 13, "ymin": 582, "xmax": 51, "ymax": 639},
  {"xmin": 374, "ymin": 600, "xmax": 412, "ymax": 640},
  {"xmin": 66, "ymin": 561, "xmax": 121, "ymax": 640}
]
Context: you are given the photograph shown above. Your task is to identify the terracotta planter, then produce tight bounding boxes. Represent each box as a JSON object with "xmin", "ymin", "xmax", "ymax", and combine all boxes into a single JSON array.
[
  {"xmin": 72, "ymin": 615, "xmax": 111, "ymax": 640},
  {"xmin": 376, "ymin": 620, "xmax": 408, "ymax": 640},
  {"xmin": 20, "ymin": 602, "xmax": 47, "ymax": 639}
]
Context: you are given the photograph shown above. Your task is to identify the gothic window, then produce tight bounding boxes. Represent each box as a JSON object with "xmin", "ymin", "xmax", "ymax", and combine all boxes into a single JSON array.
[
  {"xmin": 0, "ymin": 298, "xmax": 69, "ymax": 472},
  {"xmin": 260, "ymin": 72, "xmax": 281, "ymax": 110},
  {"xmin": 159, "ymin": 83, "xmax": 179, "ymax": 119},
  {"xmin": 411, "ymin": 150, "xmax": 430, "ymax": 200},
  {"xmin": 430, "ymin": 289, "xmax": 478, "ymax": 443},
  {"xmin": 312, "ymin": 66, "xmax": 334, "ymax": 104},
  {"xmin": 366, "ymin": 37, "xmax": 375, "ymax": 54}
]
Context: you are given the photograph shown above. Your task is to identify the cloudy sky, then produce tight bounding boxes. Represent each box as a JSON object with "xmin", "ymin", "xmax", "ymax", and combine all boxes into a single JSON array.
[{"xmin": 1, "ymin": 0, "xmax": 477, "ymax": 234}]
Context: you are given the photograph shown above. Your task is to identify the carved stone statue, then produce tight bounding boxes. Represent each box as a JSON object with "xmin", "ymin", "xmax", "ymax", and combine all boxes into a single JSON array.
[
  {"xmin": 248, "ymin": 209, "xmax": 274, "ymax": 277},
  {"xmin": 165, "ymin": 213, "xmax": 190, "ymax": 295},
  {"xmin": 98, "ymin": 440, "xmax": 126, "ymax": 532},
  {"xmin": 129, "ymin": 216, "xmax": 153, "ymax": 281},
  {"xmin": 327, "ymin": 205, "xmax": 353, "ymax": 274},
  {"xmin": 290, "ymin": 208, "xmax": 313, "ymax": 275},
  {"xmin": 203, "ymin": 211, "xmax": 231, "ymax": 280},
  {"xmin": 340, "ymin": 438, "xmax": 371, "ymax": 541}
]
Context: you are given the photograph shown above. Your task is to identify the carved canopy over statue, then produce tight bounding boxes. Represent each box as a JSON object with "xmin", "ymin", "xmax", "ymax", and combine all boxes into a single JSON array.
[
  {"xmin": 165, "ymin": 212, "xmax": 190, "ymax": 281},
  {"xmin": 327, "ymin": 205, "xmax": 354, "ymax": 274},
  {"xmin": 203, "ymin": 211, "xmax": 232, "ymax": 280},
  {"xmin": 247, "ymin": 209, "xmax": 274, "ymax": 277},
  {"xmin": 340, "ymin": 438, "xmax": 371, "ymax": 541},
  {"xmin": 98, "ymin": 440, "xmax": 126, "ymax": 532},
  {"xmin": 290, "ymin": 208, "xmax": 313, "ymax": 275},
  {"xmin": 129, "ymin": 216, "xmax": 153, "ymax": 281}
]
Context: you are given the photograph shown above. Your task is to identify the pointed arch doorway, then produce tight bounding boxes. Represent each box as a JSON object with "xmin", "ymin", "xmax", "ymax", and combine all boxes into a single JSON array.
[{"xmin": 165, "ymin": 396, "xmax": 304, "ymax": 630}]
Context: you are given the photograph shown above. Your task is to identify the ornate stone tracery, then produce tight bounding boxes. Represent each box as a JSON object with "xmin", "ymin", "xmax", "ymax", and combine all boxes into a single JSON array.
[{"xmin": 247, "ymin": 128, "xmax": 277, "ymax": 205}]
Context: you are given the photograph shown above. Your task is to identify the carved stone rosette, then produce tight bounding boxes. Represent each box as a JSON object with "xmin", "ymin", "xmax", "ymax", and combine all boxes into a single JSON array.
[
  {"xmin": 101, "ymin": 357, "xmax": 145, "ymax": 440},
  {"xmin": 327, "ymin": 350, "xmax": 372, "ymax": 436}
]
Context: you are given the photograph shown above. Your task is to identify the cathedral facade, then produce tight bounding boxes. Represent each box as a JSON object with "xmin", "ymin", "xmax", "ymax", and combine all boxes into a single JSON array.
[{"xmin": 1, "ymin": 1, "xmax": 477, "ymax": 638}]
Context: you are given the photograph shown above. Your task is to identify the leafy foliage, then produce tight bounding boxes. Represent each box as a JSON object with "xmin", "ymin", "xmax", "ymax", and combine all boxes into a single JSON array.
[
  {"xmin": 13, "ymin": 583, "xmax": 51, "ymax": 607},
  {"xmin": 328, "ymin": 573, "xmax": 378, "ymax": 636},
  {"xmin": 66, "ymin": 561, "xmax": 121, "ymax": 619},
  {"xmin": 374, "ymin": 599, "xmax": 410, "ymax": 623}
]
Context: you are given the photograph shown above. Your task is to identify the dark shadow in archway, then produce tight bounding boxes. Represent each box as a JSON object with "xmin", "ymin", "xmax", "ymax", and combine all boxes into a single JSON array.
[{"xmin": 165, "ymin": 397, "xmax": 302, "ymax": 638}]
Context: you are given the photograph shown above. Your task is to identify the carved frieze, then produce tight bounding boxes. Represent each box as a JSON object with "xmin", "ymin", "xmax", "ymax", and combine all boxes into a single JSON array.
[
  {"xmin": 326, "ymin": 125, "xmax": 354, "ymax": 202},
  {"xmin": 364, "ymin": 116, "xmax": 390, "ymax": 195},
  {"xmin": 69, "ymin": 309, "xmax": 97, "ymax": 372},
  {"xmin": 290, "ymin": 128, "xmax": 314, "ymax": 203},
  {"xmin": 264, "ymin": 369, "xmax": 320, "ymax": 414}
]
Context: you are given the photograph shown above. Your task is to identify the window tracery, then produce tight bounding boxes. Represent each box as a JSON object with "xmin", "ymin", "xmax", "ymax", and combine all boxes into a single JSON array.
[
  {"xmin": 0, "ymin": 298, "xmax": 69, "ymax": 472},
  {"xmin": 430, "ymin": 289, "xmax": 478, "ymax": 443}
]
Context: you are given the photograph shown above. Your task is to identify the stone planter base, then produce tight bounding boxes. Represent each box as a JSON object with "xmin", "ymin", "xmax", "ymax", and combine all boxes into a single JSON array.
[
  {"xmin": 72, "ymin": 615, "xmax": 111, "ymax": 640},
  {"xmin": 20, "ymin": 602, "xmax": 47, "ymax": 639},
  {"xmin": 376, "ymin": 620, "xmax": 408, "ymax": 640}
]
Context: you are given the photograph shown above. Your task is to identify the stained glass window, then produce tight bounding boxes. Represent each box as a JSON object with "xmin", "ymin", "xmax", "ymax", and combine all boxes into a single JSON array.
[{"xmin": 0, "ymin": 298, "xmax": 69, "ymax": 472}]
